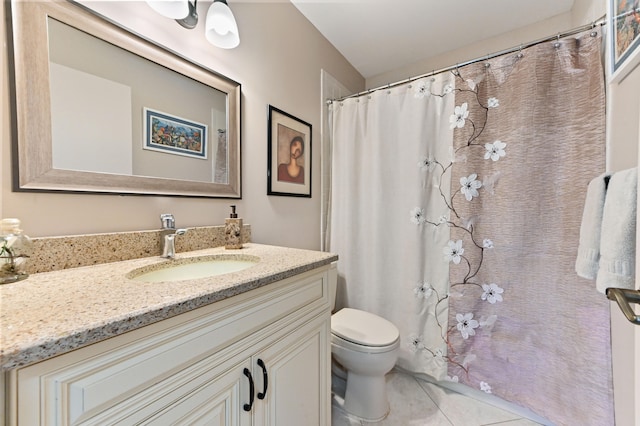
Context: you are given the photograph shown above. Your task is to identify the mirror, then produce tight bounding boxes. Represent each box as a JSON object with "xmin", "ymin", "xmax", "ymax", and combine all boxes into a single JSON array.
[{"xmin": 9, "ymin": 0, "xmax": 241, "ymax": 198}]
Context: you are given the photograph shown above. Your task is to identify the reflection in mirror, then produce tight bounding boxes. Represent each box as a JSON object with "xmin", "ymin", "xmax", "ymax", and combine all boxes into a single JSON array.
[
  {"xmin": 10, "ymin": 0, "xmax": 241, "ymax": 197},
  {"xmin": 48, "ymin": 18, "xmax": 229, "ymax": 184}
]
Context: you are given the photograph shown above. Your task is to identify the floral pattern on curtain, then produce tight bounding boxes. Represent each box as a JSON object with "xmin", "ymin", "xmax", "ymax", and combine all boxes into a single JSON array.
[
  {"xmin": 329, "ymin": 29, "xmax": 613, "ymax": 426},
  {"xmin": 442, "ymin": 31, "xmax": 612, "ymax": 425},
  {"xmin": 329, "ymin": 73, "xmax": 455, "ymax": 379}
]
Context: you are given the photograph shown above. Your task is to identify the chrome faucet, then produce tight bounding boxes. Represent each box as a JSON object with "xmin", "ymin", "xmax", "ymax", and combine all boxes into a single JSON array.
[{"xmin": 159, "ymin": 214, "xmax": 187, "ymax": 258}]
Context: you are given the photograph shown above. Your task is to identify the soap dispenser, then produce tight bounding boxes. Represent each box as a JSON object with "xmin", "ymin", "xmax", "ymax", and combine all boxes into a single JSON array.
[{"xmin": 225, "ymin": 205, "xmax": 243, "ymax": 249}]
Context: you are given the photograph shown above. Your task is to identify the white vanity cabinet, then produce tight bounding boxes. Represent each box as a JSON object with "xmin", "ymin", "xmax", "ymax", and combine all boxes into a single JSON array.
[{"xmin": 6, "ymin": 266, "xmax": 331, "ymax": 425}]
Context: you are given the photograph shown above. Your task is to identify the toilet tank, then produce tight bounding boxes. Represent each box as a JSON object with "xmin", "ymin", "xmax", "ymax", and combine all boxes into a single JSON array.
[{"xmin": 329, "ymin": 262, "xmax": 338, "ymax": 312}]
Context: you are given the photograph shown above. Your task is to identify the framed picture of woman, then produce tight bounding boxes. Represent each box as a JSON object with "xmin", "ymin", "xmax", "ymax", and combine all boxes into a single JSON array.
[{"xmin": 267, "ymin": 105, "xmax": 312, "ymax": 197}]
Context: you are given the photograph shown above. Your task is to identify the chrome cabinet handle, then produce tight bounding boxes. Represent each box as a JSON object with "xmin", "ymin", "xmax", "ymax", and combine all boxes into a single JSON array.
[
  {"xmin": 606, "ymin": 287, "xmax": 640, "ymax": 325},
  {"xmin": 243, "ymin": 368, "xmax": 255, "ymax": 411},
  {"xmin": 257, "ymin": 358, "xmax": 268, "ymax": 400}
]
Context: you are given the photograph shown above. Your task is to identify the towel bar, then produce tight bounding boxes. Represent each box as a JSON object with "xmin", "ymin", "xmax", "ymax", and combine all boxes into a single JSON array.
[{"xmin": 606, "ymin": 287, "xmax": 640, "ymax": 325}]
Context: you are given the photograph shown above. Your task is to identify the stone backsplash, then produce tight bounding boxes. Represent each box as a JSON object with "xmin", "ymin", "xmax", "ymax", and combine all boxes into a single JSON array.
[{"xmin": 26, "ymin": 224, "xmax": 251, "ymax": 274}]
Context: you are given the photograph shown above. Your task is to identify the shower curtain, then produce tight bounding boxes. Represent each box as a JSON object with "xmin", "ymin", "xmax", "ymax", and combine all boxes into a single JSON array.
[
  {"xmin": 328, "ymin": 73, "xmax": 456, "ymax": 378},
  {"xmin": 328, "ymin": 30, "xmax": 613, "ymax": 425}
]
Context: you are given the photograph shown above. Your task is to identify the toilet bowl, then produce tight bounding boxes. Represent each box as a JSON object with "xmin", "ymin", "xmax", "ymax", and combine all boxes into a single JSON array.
[
  {"xmin": 331, "ymin": 308, "xmax": 400, "ymax": 421},
  {"xmin": 328, "ymin": 264, "xmax": 400, "ymax": 422}
]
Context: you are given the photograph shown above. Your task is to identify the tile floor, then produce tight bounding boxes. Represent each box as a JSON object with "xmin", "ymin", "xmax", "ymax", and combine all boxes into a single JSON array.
[{"xmin": 331, "ymin": 370, "xmax": 545, "ymax": 426}]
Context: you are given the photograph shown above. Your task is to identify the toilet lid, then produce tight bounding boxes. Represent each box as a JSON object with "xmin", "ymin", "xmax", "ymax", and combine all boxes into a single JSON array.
[{"xmin": 331, "ymin": 308, "xmax": 399, "ymax": 347}]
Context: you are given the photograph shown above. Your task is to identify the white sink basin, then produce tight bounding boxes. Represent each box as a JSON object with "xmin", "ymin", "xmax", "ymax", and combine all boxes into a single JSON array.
[{"xmin": 128, "ymin": 254, "xmax": 260, "ymax": 283}]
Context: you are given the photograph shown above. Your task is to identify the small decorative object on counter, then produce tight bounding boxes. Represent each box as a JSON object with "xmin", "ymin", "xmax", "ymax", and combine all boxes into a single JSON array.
[
  {"xmin": 225, "ymin": 205, "xmax": 243, "ymax": 249},
  {"xmin": 0, "ymin": 218, "xmax": 32, "ymax": 284}
]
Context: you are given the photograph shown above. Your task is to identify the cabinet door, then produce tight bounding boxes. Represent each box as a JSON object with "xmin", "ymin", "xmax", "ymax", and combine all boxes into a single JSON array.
[
  {"xmin": 252, "ymin": 313, "xmax": 330, "ymax": 426},
  {"xmin": 74, "ymin": 353, "xmax": 256, "ymax": 426},
  {"xmin": 139, "ymin": 359, "xmax": 253, "ymax": 426}
]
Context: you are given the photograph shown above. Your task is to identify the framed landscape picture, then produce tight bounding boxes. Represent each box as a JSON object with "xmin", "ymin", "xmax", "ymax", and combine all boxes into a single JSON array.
[{"xmin": 144, "ymin": 107, "xmax": 208, "ymax": 159}]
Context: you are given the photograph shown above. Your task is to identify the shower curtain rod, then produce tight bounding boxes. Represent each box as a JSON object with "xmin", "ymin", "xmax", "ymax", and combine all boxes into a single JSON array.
[{"xmin": 328, "ymin": 16, "xmax": 607, "ymax": 104}]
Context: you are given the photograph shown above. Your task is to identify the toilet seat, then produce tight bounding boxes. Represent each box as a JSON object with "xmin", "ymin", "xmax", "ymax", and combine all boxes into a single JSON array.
[
  {"xmin": 332, "ymin": 333, "xmax": 399, "ymax": 354},
  {"xmin": 331, "ymin": 308, "xmax": 399, "ymax": 349}
]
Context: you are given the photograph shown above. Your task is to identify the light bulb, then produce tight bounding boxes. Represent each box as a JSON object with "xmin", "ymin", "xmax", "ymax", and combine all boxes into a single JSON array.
[{"xmin": 205, "ymin": 0, "xmax": 239, "ymax": 49}]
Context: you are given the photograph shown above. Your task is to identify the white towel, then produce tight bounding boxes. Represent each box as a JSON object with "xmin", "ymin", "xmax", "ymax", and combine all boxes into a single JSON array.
[
  {"xmin": 596, "ymin": 167, "xmax": 637, "ymax": 294},
  {"xmin": 576, "ymin": 172, "xmax": 610, "ymax": 279}
]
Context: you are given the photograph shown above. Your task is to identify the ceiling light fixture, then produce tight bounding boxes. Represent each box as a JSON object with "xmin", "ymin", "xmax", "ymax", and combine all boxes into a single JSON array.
[
  {"xmin": 146, "ymin": 0, "xmax": 240, "ymax": 49},
  {"xmin": 176, "ymin": 0, "xmax": 199, "ymax": 29},
  {"xmin": 205, "ymin": 0, "xmax": 240, "ymax": 49}
]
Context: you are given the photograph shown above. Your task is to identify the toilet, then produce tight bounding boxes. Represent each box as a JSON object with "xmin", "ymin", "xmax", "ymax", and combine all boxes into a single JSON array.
[{"xmin": 329, "ymin": 264, "xmax": 400, "ymax": 422}]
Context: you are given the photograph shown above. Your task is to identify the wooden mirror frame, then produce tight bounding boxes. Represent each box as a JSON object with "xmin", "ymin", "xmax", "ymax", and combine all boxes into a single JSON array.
[{"xmin": 8, "ymin": 0, "xmax": 241, "ymax": 198}]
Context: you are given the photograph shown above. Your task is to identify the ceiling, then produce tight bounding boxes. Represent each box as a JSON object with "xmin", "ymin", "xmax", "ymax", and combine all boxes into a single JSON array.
[{"xmin": 290, "ymin": 0, "xmax": 576, "ymax": 79}]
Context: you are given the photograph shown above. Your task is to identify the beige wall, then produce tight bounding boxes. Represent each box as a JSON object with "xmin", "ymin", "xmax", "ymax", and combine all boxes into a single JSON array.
[
  {"xmin": 366, "ymin": 12, "xmax": 572, "ymax": 90},
  {"xmin": 367, "ymin": 0, "xmax": 604, "ymax": 89},
  {"xmin": 4, "ymin": 1, "xmax": 619, "ymax": 246},
  {"xmin": 0, "ymin": 1, "xmax": 364, "ymax": 249},
  {"xmin": 609, "ymin": 74, "xmax": 640, "ymax": 170}
]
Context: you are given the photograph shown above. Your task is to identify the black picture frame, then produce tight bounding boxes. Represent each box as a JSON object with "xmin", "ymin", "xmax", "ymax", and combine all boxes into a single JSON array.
[{"xmin": 267, "ymin": 105, "xmax": 312, "ymax": 197}]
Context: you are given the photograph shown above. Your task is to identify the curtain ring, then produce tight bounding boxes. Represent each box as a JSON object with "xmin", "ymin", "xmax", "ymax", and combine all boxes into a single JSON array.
[
  {"xmin": 554, "ymin": 34, "xmax": 561, "ymax": 49},
  {"xmin": 517, "ymin": 44, "xmax": 524, "ymax": 59},
  {"xmin": 590, "ymin": 21, "xmax": 598, "ymax": 37}
]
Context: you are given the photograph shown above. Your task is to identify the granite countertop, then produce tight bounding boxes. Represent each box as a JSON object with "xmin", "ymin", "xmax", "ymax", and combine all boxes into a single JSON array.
[{"xmin": 0, "ymin": 243, "xmax": 338, "ymax": 371}]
